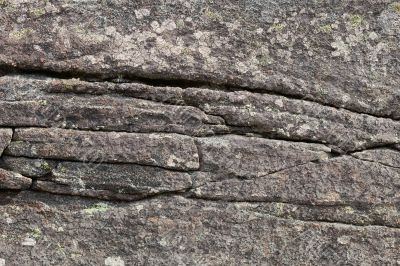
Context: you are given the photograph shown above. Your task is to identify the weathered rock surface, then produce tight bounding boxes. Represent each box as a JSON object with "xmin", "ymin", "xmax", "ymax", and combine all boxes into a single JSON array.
[
  {"xmin": 0, "ymin": 129, "xmax": 12, "ymax": 156},
  {"xmin": 0, "ymin": 168, "xmax": 31, "ymax": 190},
  {"xmin": 192, "ymin": 156, "xmax": 400, "ymax": 206},
  {"xmin": 6, "ymin": 128, "xmax": 200, "ymax": 171},
  {"xmin": 0, "ymin": 192, "xmax": 398, "ymax": 265},
  {"xmin": 0, "ymin": 0, "xmax": 399, "ymax": 264},
  {"xmin": 34, "ymin": 161, "xmax": 192, "ymax": 200}
]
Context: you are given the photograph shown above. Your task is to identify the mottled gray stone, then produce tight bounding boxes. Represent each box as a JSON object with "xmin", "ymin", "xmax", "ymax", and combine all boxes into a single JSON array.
[
  {"xmin": 0, "ymin": 129, "xmax": 12, "ymax": 156},
  {"xmin": 2, "ymin": 156, "xmax": 56, "ymax": 178},
  {"xmin": 353, "ymin": 148, "xmax": 400, "ymax": 168},
  {"xmin": 0, "ymin": 76, "xmax": 228, "ymax": 136},
  {"xmin": 0, "ymin": 0, "xmax": 399, "ymax": 119},
  {"xmin": 6, "ymin": 128, "xmax": 200, "ymax": 171},
  {"xmin": 196, "ymin": 135, "xmax": 331, "ymax": 180},
  {"xmin": 0, "ymin": 168, "xmax": 31, "ymax": 190},
  {"xmin": 0, "ymin": 0, "xmax": 399, "ymax": 264},
  {"xmin": 184, "ymin": 88, "xmax": 400, "ymax": 152},
  {"xmin": 0, "ymin": 193, "xmax": 398, "ymax": 265},
  {"xmin": 32, "ymin": 161, "xmax": 192, "ymax": 200},
  {"xmin": 192, "ymin": 156, "xmax": 400, "ymax": 206}
]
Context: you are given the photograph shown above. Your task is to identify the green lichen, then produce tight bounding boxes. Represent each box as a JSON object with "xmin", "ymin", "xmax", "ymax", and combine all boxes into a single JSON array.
[
  {"xmin": 271, "ymin": 23, "xmax": 285, "ymax": 31},
  {"xmin": 319, "ymin": 24, "xmax": 332, "ymax": 33},
  {"xmin": 204, "ymin": 8, "xmax": 223, "ymax": 21},
  {"xmin": 349, "ymin": 15, "xmax": 363, "ymax": 27},
  {"xmin": 83, "ymin": 203, "xmax": 109, "ymax": 215},
  {"xmin": 30, "ymin": 227, "xmax": 41, "ymax": 239},
  {"xmin": 58, "ymin": 165, "xmax": 67, "ymax": 173},
  {"xmin": 9, "ymin": 28, "xmax": 34, "ymax": 40},
  {"xmin": 391, "ymin": 2, "xmax": 400, "ymax": 14},
  {"xmin": 176, "ymin": 19, "xmax": 185, "ymax": 29},
  {"xmin": 40, "ymin": 161, "xmax": 51, "ymax": 171},
  {"xmin": 0, "ymin": 0, "xmax": 7, "ymax": 7},
  {"xmin": 37, "ymin": 99, "xmax": 48, "ymax": 106},
  {"xmin": 31, "ymin": 8, "xmax": 45, "ymax": 17},
  {"xmin": 257, "ymin": 54, "xmax": 272, "ymax": 67}
]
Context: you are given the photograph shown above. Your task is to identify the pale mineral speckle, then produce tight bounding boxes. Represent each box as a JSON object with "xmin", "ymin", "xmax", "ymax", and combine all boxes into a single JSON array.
[
  {"xmin": 105, "ymin": 256, "xmax": 125, "ymax": 266},
  {"xmin": 21, "ymin": 237, "xmax": 36, "ymax": 246},
  {"xmin": 0, "ymin": 258, "xmax": 5, "ymax": 266},
  {"xmin": 331, "ymin": 37, "xmax": 351, "ymax": 61},
  {"xmin": 135, "ymin": 8, "xmax": 150, "ymax": 19},
  {"xmin": 255, "ymin": 28, "xmax": 264, "ymax": 35},
  {"xmin": 275, "ymin": 99, "xmax": 284, "ymax": 108},
  {"xmin": 198, "ymin": 46, "xmax": 211, "ymax": 58},
  {"xmin": 368, "ymin": 32, "xmax": 378, "ymax": 40},
  {"xmin": 337, "ymin": 235, "xmax": 351, "ymax": 245}
]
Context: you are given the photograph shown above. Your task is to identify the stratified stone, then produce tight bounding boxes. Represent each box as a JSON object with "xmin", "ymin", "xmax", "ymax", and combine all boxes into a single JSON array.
[
  {"xmin": 184, "ymin": 88, "xmax": 400, "ymax": 152},
  {"xmin": 32, "ymin": 161, "xmax": 192, "ymax": 200},
  {"xmin": 6, "ymin": 128, "xmax": 199, "ymax": 171},
  {"xmin": 254, "ymin": 201, "xmax": 400, "ymax": 228},
  {"xmin": 0, "ymin": 168, "xmax": 31, "ymax": 190},
  {"xmin": 196, "ymin": 135, "xmax": 330, "ymax": 180},
  {"xmin": 0, "ymin": 1, "xmax": 399, "ymax": 120},
  {"xmin": 2, "ymin": 156, "xmax": 56, "ymax": 178},
  {"xmin": 0, "ymin": 193, "xmax": 398, "ymax": 265},
  {"xmin": 192, "ymin": 156, "xmax": 400, "ymax": 206},
  {"xmin": 353, "ymin": 148, "xmax": 400, "ymax": 168},
  {"xmin": 0, "ymin": 76, "xmax": 228, "ymax": 136},
  {"xmin": 0, "ymin": 128, "xmax": 12, "ymax": 156}
]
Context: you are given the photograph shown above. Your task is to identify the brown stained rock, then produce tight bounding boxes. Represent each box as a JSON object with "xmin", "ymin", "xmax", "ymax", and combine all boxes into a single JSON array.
[
  {"xmin": 192, "ymin": 156, "xmax": 400, "ymax": 206},
  {"xmin": 6, "ymin": 128, "xmax": 200, "ymax": 171},
  {"xmin": 0, "ymin": 168, "xmax": 31, "ymax": 190}
]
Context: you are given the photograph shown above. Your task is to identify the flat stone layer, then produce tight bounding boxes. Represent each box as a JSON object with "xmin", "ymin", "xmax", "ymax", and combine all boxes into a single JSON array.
[
  {"xmin": 0, "ymin": 168, "xmax": 31, "ymax": 190},
  {"xmin": 0, "ymin": 0, "xmax": 399, "ymax": 120},
  {"xmin": 5, "ymin": 128, "xmax": 200, "ymax": 171},
  {"xmin": 0, "ymin": 0, "xmax": 399, "ymax": 264},
  {"xmin": 0, "ymin": 193, "xmax": 398, "ymax": 265}
]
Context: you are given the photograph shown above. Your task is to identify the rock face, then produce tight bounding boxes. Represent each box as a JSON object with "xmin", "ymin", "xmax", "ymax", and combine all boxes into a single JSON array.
[{"xmin": 0, "ymin": 0, "xmax": 399, "ymax": 265}]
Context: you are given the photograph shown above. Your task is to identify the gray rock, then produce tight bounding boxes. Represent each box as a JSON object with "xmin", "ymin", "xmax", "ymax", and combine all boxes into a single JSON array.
[
  {"xmin": 2, "ymin": 156, "xmax": 56, "ymax": 178},
  {"xmin": 0, "ymin": 76, "xmax": 228, "ymax": 136},
  {"xmin": 0, "ymin": 129, "xmax": 12, "ymax": 156},
  {"xmin": 0, "ymin": 168, "xmax": 31, "ymax": 190},
  {"xmin": 0, "ymin": 0, "xmax": 399, "ymax": 263},
  {"xmin": 192, "ymin": 156, "xmax": 400, "ymax": 206},
  {"xmin": 184, "ymin": 88, "xmax": 400, "ymax": 152},
  {"xmin": 6, "ymin": 128, "xmax": 200, "ymax": 171},
  {"xmin": 0, "ymin": 1, "xmax": 399, "ymax": 119},
  {"xmin": 196, "ymin": 135, "xmax": 331, "ymax": 180},
  {"xmin": 33, "ymin": 161, "xmax": 192, "ymax": 200},
  {"xmin": 353, "ymin": 148, "xmax": 400, "ymax": 168},
  {"xmin": 0, "ymin": 193, "xmax": 398, "ymax": 265}
]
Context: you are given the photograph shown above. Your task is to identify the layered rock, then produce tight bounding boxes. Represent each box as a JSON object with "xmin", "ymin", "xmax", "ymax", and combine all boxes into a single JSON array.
[
  {"xmin": 0, "ymin": 0, "xmax": 399, "ymax": 264},
  {"xmin": 0, "ymin": 193, "xmax": 398, "ymax": 265}
]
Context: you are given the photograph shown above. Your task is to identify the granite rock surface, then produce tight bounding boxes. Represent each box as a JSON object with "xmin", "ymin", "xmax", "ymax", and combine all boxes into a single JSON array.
[{"xmin": 0, "ymin": 0, "xmax": 399, "ymax": 265}]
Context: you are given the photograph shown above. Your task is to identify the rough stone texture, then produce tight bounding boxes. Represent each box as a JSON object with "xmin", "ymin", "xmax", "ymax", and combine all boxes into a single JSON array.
[
  {"xmin": 0, "ymin": 168, "xmax": 31, "ymax": 190},
  {"xmin": 6, "ymin": 128, "xmax": 200, "ymax": 171},
  {"xmin": 0, "ymin": 129, "xmax": 12, "ymax": 156},
  {"xmin": 0, "ymin": 192, "xmax": 399, "ymax": 265},
  {"xmin": 0, "ymin": 0, "xmax": 399, "ymax": 264}
]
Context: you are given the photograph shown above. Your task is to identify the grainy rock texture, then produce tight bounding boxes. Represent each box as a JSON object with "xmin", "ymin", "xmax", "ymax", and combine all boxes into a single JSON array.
[{"xmin": 0, "ymin": 0, "xmax": 399, "ymax": 265}]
